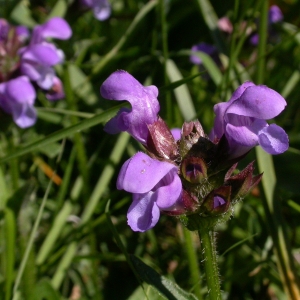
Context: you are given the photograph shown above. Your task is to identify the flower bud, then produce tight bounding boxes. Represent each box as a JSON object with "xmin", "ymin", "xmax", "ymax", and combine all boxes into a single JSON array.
[
  {"xmin": 202, "ymin": 186, "xmax": 231, "ymax": 216},
  {"xmin": 181, "ymin": 156, "xmax": 207, "ymax": 183},
  {"xmin": 179, "ymin": 120, "xmax": 205, "ymax": 156},
  {"xmin": 225, "ymin": 162, "xmax": 263, "ymax": 201}
]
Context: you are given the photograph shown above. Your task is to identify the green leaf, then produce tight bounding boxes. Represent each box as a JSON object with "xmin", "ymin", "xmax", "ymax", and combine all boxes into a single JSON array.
[
  {"xmin": 196, "ymin": 0, "xmax": 227, "ymax": 54},
  {"xmin": 166, "ymin": 59, "xmax": 197, "ymax": 121},
  {"xmin": 68, "ymin": 64, "xmax": 98, "ymax": 105},
  {"xmin": 287, "ymin": 200, "xmax": 300, "ymax": 213},
  {"xmin": 130, "ymin": 255, "xmax": 198, "ymax": 300},
  {"xmin": 10, "ymin": 1, "xmax": 36, "ymax": 27},
  {"xmin": 179, "ymin": 50, "xmax": 223, "ymax": 86},
  {"xmin": 0, "ymin": 104, "xmax": 126, "ymax": 163},
  {"xmin": 47, "ymin": 0, "xmax": 67, "ymax": 19},
  {"xmin": 159, "ymin": 73, "xmax": 202, "ymax": 94},
  {"xmin": 36, "ymin": 201, "xmax": 73, "ymax": 265},
  {"xmin": 33, "ymin": 279, "xmax": 61, "ymax": 300}
]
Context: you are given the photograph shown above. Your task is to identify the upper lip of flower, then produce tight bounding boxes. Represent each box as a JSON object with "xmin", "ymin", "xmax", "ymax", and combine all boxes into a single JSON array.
[
  {"xmin": 100, "ymin": 70, "xmax": 160, "ymax": 144},
  {"xmin": 210, "ymin": 82, "xmax": 289, "ymax": 158}
]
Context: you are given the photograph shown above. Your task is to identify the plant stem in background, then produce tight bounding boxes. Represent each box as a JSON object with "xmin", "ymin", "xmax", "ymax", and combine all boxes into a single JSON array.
[
  {"xmin": 183, "ymin": 226, "xmax": 202, "ymax": 299},
  {"xmin": 158, "ymin": 0, "xmax": 172, "ymax": 124},
  {"xmin": 256, "ymin": 1, "xmax": 300, "ymax": 298}
]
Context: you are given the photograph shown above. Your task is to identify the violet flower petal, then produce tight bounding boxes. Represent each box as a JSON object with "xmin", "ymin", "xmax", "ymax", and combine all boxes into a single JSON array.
[
  {"xmin": 258, "ymin": 124, "xmax": 289, "ymax": 154},
  {"xmin": 12, "ymin": 103, "xmax": 37, "ymax": 128},
  {"xmin": 92, "ymin": 0, "xmax": 111, "ymax": 21},
  {"xmin": 127, "ymin": 193, "xmax": 160, "ymax": 232},
  {"xmin": 228, "ymin": 81, "xmax": 255, "ymax": 103},
  {"xmin": 211, "ymin": 82, "xmax": 256, "ymax": 139},
  {"xmin": 0, "ymin": 76, "xmax": 37, "ymax": 128},
  {"xmin": 81, "ymin": 0, "xmax": 111, "ymax": 20},
  {"xmin": 117, "ymin": 152, "xmax": 178, "ymax": 194},
  {"xmin": 210, "ymin": 102, "xmax": 230, "ymax": 140},
  {"xmin": 225, "ymin": 123, "xmax": 259, "ymax": 147},
  {"xmin": 21, "ymin": 44, "xmax": 62, "ymax": 66},
  {"xmin": 226, "ymin": 85, "xmax": 286, "ymax": 120},
  {"xmin": 104, "ymin": 107, "xmax": 131, "ymax": 133},
  {"xmin": 21, "ymin": 62, "xmax": 55, "ymax": 89},
  {"xmin": 171, "ymin": 128, "xmax": 181, "ymax": 141},
  {"xmin": 269, "ymin": 5, "xmax": 283, "ymax": 24},
  {"xmin": 155, "ymin": 171, "xmax": 182, "ymax": 210},
  {"xmin": 214, "ymin": 195, "xmax": 226, "ymax": 208},
  {"xmin": 32, "ymin": 17, "xmax": 72, "ymax": 43},
  {"xmin": 101, "ymin": 70, "xmax": 160, "ymax": 144},
  {"xmin": 16, "ymin": 25, "xmax": 30, "ymax": 42}
]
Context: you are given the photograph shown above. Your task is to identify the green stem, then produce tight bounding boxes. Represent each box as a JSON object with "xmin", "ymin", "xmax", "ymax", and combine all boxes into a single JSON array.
[
  {"xmin": 256, "ymin": 148, "xmax": 300, "ymax": 300},
  {"xmin": 198, "ymin": 227, "xmax": 221, "ymax": 300},
  {"xmin": 64, "ymin": 65, "xmax": 90, "ymax": 197},
  {"xmin": 183, "ymin": 227, "xmax": 202, "ymax": 299},
  {"xmin": 91, "ymin": 0, "xmax": 157, "ymax": 75},
  {"xmin": 12, "ymin": 179, "xmax": 53, "ymax": 299},
  {"xmin": 256, "ymin": 0, "xmax": 268, "ymax": 84},
  {"xmin": 158, "ymin": 0, "xmax": 172, "ymax": 124}
]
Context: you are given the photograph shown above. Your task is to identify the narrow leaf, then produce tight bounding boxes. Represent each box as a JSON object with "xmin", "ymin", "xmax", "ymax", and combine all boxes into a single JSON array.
[
  {"xmin": 166, "ymin": 59, "xmax": 196, "ymax": 121},
  {"xmin": 130, "ymin": 255, "xmax": 198, "ymax": 300}
]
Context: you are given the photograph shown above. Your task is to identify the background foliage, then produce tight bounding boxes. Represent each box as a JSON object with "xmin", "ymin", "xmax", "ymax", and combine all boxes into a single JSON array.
[{"xmin": 1, "ymin": 0, "xmax": 300, "ymax": 299}]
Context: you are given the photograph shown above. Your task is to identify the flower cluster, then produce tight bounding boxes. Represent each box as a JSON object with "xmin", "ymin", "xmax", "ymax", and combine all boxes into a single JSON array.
[
  {"xmin": 101, "ymin": 70, "xmax": 289, "ymax": 232},
  {"xmin": 0, "ymin": 17, "xmax": 71, "ymax": 128}
]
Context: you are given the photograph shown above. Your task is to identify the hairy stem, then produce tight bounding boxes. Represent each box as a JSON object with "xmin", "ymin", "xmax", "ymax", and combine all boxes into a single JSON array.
[{"xmin": 198, "ymin": 227, "xmax": 221, "ymax": 300}]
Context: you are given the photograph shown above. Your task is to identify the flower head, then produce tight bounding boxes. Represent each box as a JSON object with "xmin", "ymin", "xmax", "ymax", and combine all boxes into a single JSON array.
[
  {"xmin": 209, "ymin": 82, "xmax": 289, "ymax": 158},
  {"xmin": 0, "ymin": 18, "xmax": 71, "ymax": 127},
  {"xmin": 19, "ymin": 17, "xmax": 71, "ymax": 97},
  {"xmin": 100, "ymin": 70, "xmax": 160, "ymax": 144},
  {"xmin": 102, "ymin": 72, "xmax": 287, "ymax": 232},
  {"xmin": 117, "ymin": 152, "xmax": 183, "ymax": 232}
]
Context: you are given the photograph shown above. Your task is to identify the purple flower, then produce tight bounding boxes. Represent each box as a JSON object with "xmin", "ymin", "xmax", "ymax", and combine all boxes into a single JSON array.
[
  {"xmin": 209, "ymin": 82, "xmax": 289, "ymax": 158},
  {"xmin": 30, "ymin": 17, "xmax": 72, "ymax": 44},
  {"xmin": 100, "ymin": 70, "xmax": 160, "ymax": 144},
  {"xmin": 171, "ymin": 128, "xmax": 181, "ymax": 141},
  {"xmin": 15, "ymin": 26, "xmax": 30, "ymax": 42},
  {"xmin": 19, "ymin": 17, "xmax": 71, "ymax": 94},
  {"xmin": 20, "ymin": 43, "xmax": 63, "ymax": 89},
  {"xmin": 269, "ymin": 5, "xmax": 283, "ymax": 24},
  {"xmin": 190, "ymin": 42, "xmax": 218, "ymax": 65},
  {"xmin": 250, "ymin": 5, "xmax": 283, "ymax": 45},
  {"xmin": 0, "ymin": 76, "xmax": 36, "ymax": 128},
  {"xmin": 117, "ymin": 152, "xmax": 183, "ymax": 232},
  {"xmin": 81, "ymin": 0, "xmax": 111, "ymax": 21}
]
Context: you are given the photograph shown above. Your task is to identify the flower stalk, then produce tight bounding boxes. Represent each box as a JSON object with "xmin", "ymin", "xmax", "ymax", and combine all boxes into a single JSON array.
[{"xmin": 198, "ymin": 226, "xmax": 221, "ymax": 300}]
